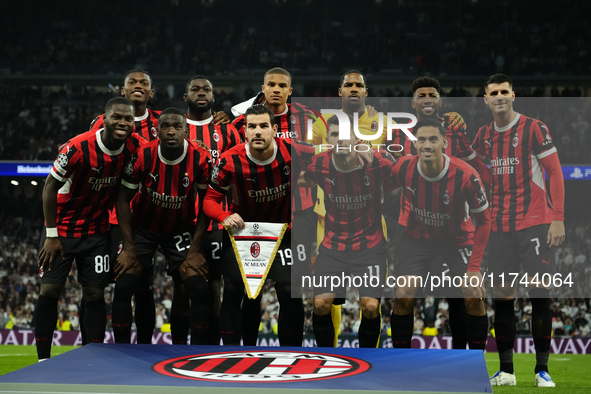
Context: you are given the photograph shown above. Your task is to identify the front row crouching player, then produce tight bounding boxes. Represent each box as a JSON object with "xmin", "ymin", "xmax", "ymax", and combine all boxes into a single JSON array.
[
  {"xmin": 203, "ymin": 104, "xmax": 315, "ymax": 346},
  {"xmin": 36, "ymin": 97, "xmax": 140, "ymax": 360},
  {"xmin": 113, "ymin": 107, "xmax": 213, "ymax": 344},
  {"xmin": 389, "ymin": 118, "xmax": 491, "ymax": 350},
  {"xmin": 301, "ymin": 116, "xmax": 397, "ymax": 347}
]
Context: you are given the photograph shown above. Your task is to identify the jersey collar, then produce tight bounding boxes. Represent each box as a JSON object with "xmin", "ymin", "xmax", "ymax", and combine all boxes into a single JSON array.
[
  {"xmin": 134, "ymin": 109, "xmax": 149, "ymax": 122},
  {"xmin": 186, "ymin": 115, "xmax": 213, "ymax": 126},
  {"xmin": 274, "ymin": 105, "xmax": 289, "ymax": 117},
  {"xmin": 96, "ymin": 129, "xmax": 125, "ymax": 156},
  {"xmin": 417, "ymin": 153, "xmax": 450, "ymax": 182},
  {"xmin": 246, "ymin": 139, "xmax": 278, "ymax": 165},
  {"xmin": 331, "ymin": 153, "xmax": 362, "ymax": 173},
  {"xmin": 158, "ymin": 140, "xmax": 188, "ymax": 165},
  {"xmin": 494, "ymin": 113, "xmax": 521, "ymax": 132}
]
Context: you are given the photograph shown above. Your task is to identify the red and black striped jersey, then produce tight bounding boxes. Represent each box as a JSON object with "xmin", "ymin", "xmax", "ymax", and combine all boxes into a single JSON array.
[
  {"xmin": 390, "ymin": 154, "xmax": 488, "ymax": 246},
  {"xmin": 90, "ymin": 109, "xmax": 161, "ymax": 141},
  {"xmin": 186, "ymin": 117, "xmax": 241, "ymax": 231},
  {"xmin": 121, "ymin": 139, "xmax": 211, "ymax": 234},
  {"xmin": 232, "ymin": 102, "xmax": 321, "ymax": 211},
  {"xmin": 50, "ymin": 129, "xmax": 143, "ymax": 237},
  {"xmin": 472, "ymin": 113, "xmax": 557, "ymax": 232},
  {"xmin": 210, "ymin": 137, "xmax": 315, "ymax": 224},
  {"xmin": 389, "ymin": 112, "xmax": 476, "ymax": 160},
  {"xmin": 305, "ymin": 150, "xmax": 397, "ymax": 251}
]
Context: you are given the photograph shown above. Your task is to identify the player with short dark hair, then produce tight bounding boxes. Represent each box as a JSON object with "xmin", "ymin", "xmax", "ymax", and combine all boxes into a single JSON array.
[
  {"xmin": 36, "ymin": 97, "xmax": 141, "ymax": 360},
  {"xmin": 164, "ymin": 76, "xmax": 241, "ymax": 345},
  {"xmin": 390, "ymin": 118, "xmax": 491, "ymax": 352},
  {"xmin": 113, "ymin": 107, "xmax": 212, "ymax": 345},
  {"xmin": 388, "ymin": 76, "xmax": 492, "ymax": 350},
  {"xmin": 301, "ymin": 116, "xmax": 397, "ymax": 347},
  {"xmin": 204, "ymin": 104, "xmax": 315, "ymax": 347},
  {"xmin": 231, "ymin": 69, "xmax": 321, "ymax": 345},
  {"xmin": 473, "ymin": 74, "xmax": 565, "ymax": 388}
]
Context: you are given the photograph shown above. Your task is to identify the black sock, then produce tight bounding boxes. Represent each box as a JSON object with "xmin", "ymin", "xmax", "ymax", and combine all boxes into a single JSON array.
[
  {"xmin": 79, "ymin": 300, "xmax": 87, "ymax": 345},
  {"xmin": 220, "ymin": 281, "xmax": 243, "ymax": 345},
  {"xmin": 467, "ymin": 314, "xmax": 488, "ymax": 350},
  {"xmin": 494, "ymin": 299, "xmax": 516, "ymax": 374},
  {"xmin": 358, "ymin": 314, "xmax": 381, "ymax": 348},
  {"xmin": 390, "ymin": 312, "xmax": 413, "ymax": 348},
  {"xmin": 171, "ymin": 278, "xmax": 190, "ymax": 345},
  {"xmin": 84, "ymin": 299, "xmax": 106, "ymax": 344},
  {"xmin": 276, "ymin": 282, "xmax": 304, "ymax": 347},
  {"xmin": 171, "ymin": 315, "xmax": 190, "ymax": 344},
  {"xmin": 448, "ymin": 297, "xmax": 468, "ymax": 349},
  {"xmin": 313, "ymin": 312, "xmax": 335, "ymax": 347},
  {"xmin": 35, "ymin": 296, "xmax": 58, "ymax": 359},
  {"xmin": 208, "ymin": 316, "xmax": 221, "ymax": 345},
  {"xmin": 112, "ymin": 273, "xmax": 138, "ymax": 343},
  {"xmin": 241, "ymin": 296, "xmax": 262, "ymax": 346},
  {"xmin": 134, "ymin": 286, "xmax": 155, "ymax": 344},
  {"xmin": 529, "ymin": 289, "xmax": 552, "ymax": 374},
  {"xmin": 185, "ymin": 275, "xmax": 211, "ymax": 345}
]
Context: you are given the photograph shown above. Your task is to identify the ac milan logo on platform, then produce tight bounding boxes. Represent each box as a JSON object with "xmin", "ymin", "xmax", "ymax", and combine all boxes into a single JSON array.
[
  {"xmin": 183, "ymin": 176, "xmax": 190, "ymax": 188},
  {"xmin": 371, "ymin": 120, "xmax": 378, "ymax": 132},
  {"xmin": 151, "ymin": 127, "xmax": 158, "ymax": 137},
  {"xmin": 512, "ymin": 136, "xmax": 519, "ymax": 147},
  {"xmin": 250, "ymin": 242, "xmax": 260, "ymax": 258},
  {"xmin": 290, "ymin": 114, "xmax": 297, "ymax": 124},
  {"xmin": 152, "ymin": 351, "xmax": 372, "ymax": 382},
  {"xmin": 443, "ymin": 193, "xmax": 450, "ymax": 205},
  {"xmin": 213, "ymin": 132, "xmax": 220, "ymax": 142}
]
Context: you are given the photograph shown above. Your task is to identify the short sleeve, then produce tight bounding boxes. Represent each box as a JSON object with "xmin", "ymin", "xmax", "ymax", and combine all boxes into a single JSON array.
[
  {"xmin": 50, "ymin": 141, "xmax": 81, "ymax": 182},
  {"xmin": 531, "ymin": 121, "xmax": 557, "ymax": 159},
  {"xmin": 121, "ymin": 152, "xmax": 142, "ymax": 190},
  {"xmin": 467, "ymin": 173, "xmax": 488, "ymax": 213}
]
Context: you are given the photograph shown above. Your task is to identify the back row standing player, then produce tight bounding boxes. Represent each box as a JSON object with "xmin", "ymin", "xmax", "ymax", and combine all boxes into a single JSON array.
[
  {"xmin": 474, "ymin": 74, "xmax": 565, "ymax": 388},
  {"xmin": 166, "ymin": 76, "xmax": 242, "ymax": 345},
  {"xmin": 36, "ymin": 97, "xmax": 141, "ymax": 360},
  {"xmin": 231, "ymin": 68, "xmax": 320, "ymax": 345},
  {"xmin": 389, "ymin": 76, "xmax": 491, "ymax": 350}
]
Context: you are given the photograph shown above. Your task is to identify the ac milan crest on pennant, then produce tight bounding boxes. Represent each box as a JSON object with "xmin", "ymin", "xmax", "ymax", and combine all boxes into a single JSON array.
[
  {"xmin": 250, "ymin": 242, "xmax": 260, "ymax": 258},
  {"xmin": 152, "ymin": 350, "xmax": 372, "ymax": 382}
]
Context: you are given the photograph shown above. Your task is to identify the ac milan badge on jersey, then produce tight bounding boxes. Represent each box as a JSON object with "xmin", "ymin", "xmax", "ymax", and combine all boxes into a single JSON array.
[
  {"xmin": 512, "ymin": 136, "xmax": 519, "ymax": 147},
  {"xmin": 124, "ymin": 161, "xmax": 134, "ymax": 175},
  {"xmin": 57, "ymin": 153, "xmax": 68, "ymax": 168},
  {"xmin": 290, "ymin": 114, "xmax": 297, "ymax": 124},
  {"xmin": 250, "ymin": 242, "xmax": 261, "ymax": 258},
  {"xmin": 284, "ymin": 165, "xmax": 290, "ymax": 175},
  {"xmin": 211, "ymin": 166, "xmax": 220, "ymax": 181},
  {"xmin": 151, "ymin": 127, "xmax": 158, "ymax": 137},
  {"xmin": 152, "ymin": 350, "xmax": 372, "ymax": 382},
  {"xmin": 371, "ymin": 120, "xmax": 378, "ymax": 132},
  {"xmin": 443, "ymin": 192, "xmax": 450, "ymax": 205},
  {"xmin": 364, "ymin": 175, "xmax": 371, "ymax": 186},
  {"xmin": 39, "ymin": 266, "xmax": 44, "ymax": 278},
  {"xmin": 183, "ymin": 176, "xmax": 190, "ymax": 188},
  {"xmin": 213, "ymin": 132, "xmax": 220, "ymax": 142}
]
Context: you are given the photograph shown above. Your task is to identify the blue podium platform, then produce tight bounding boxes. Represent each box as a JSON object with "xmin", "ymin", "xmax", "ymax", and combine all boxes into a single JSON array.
[{"xmin": 0, "ymin": 344, "xmax": 492, "ymax": 393}]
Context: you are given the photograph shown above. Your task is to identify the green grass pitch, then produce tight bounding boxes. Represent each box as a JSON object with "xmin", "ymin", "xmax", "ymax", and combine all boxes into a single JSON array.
[{"xmin": 0, "ymin": 346, "xmax": 590, "ymax": 393}]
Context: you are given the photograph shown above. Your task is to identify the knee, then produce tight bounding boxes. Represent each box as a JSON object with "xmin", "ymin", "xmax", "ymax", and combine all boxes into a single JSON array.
[
  {"xmin": 393, "ymin": 297, "xmax": 414, "ymax": 315},
  {"xmin": 40, "ymin": 283, "xmax": 65, "ymax": 299},
  {"xmin": 83, "ymin": 287, "xmax": 105, "ymax": 302},
  {"xmin": 464, "ymin": 298, "xmax": 484, "ymax": 315},
  {"xmin": 360, "ymin": 298, "xmax": 380, "ymax": 318},
  {"xmin": 314, "ymin": 297, "xmax": 333, "ymax": 315}
]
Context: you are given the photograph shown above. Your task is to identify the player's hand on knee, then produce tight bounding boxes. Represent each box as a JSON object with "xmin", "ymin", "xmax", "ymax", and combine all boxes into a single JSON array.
[
  {"xmin": 463, "ymin": 271, "xmax": 485, "ymax": 299},
  {"xmin": 38, "ymin": 238, "xmax": 64, "ymax": 272},
  {"xmin": 181, "ymin": 251, "xmax": 208, "ymax": 281},
  {"xmin": 547, "ymin": 220, "xmax": 565, "ymax": 247},
  {"xmin": 114, "ymin": 249, "xmax": 141, "ymax": 281},
  {"xmin": 223, "ymin": 213, "xmax": 245, "ymax": 229}
]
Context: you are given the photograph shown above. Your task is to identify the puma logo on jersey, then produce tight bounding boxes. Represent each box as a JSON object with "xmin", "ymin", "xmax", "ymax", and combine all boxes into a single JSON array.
[
  {"xmin": 149, "ymin": 173, "xmax": 158, "ymax": 182},
  {"xmin": 484, "ymin": 140, "xmax": 492, "ymax": 147},
  {"xmin": 325, "ymin": 178, "xmax": 336, "ymax": 185},
  {"xmin": 407, "ymin": 186, "xmax": 417, "ymax": 195},
  {"xmin": 91, "ymin": 167, "xmax": 102, "ymax": 173},
  {"xmin": 247, "ymin": 177, "xmax": 257, "ymax": 182},
  {"xmin": 542, "ymin": 259, "xmax": 550, "ymax": 266}
]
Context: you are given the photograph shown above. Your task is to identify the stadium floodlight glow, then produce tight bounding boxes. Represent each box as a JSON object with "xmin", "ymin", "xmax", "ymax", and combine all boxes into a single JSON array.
[
  {"xmin": 31, "ymin": 180, "xmax": 38, "ymax": 186},
  {"xmin": 11, "ymin": 180, "xmax": 19, "ymax": 186}
]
